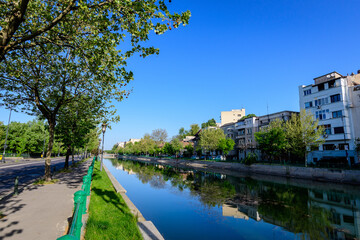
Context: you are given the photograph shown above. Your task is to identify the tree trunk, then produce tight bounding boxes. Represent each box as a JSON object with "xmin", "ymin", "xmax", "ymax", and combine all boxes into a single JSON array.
[
  {"xmin": 44, "ymin": 121, "xmax": 55, "ymax": 181},
  {"xmin": 71, "ymin": 146, "xmax": 74, "ymax": 165},
  {"xmin": 64, "ymin": 145, "xmax": 71, "ymax": 169}
]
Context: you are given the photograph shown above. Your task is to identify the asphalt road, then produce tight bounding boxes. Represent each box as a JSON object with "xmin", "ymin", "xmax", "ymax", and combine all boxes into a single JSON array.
[{"xmin": 0, "ymin": 157, "xmax": 80, "ymax": 199}]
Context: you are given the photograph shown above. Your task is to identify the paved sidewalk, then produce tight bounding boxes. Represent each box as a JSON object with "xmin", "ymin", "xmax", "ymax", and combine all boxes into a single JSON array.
[{"xmin": 0, "ymin": 159, "xmax": 91, "ymax": 240}]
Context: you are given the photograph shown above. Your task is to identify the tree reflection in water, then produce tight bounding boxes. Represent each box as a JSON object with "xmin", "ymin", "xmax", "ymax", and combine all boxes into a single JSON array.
[{"xmin": 110, "ymin": 158, "xmax": 359, "ymax": 240}]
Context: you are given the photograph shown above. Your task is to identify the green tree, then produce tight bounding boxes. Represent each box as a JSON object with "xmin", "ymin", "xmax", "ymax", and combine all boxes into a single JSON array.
[
  {"xmin": 171, "ymin": 138, "xmax": 182, "ymax": 155},
  {"xmin": 163, "ymin": 142, "xmax": 174, "ymax": 155},
  {"xmin": 0, "ymin": 1, "xmax": 190, "ymax": 180},
  {"xmin": 189, "ymin": 124, "xmax": 200, "ymax": 135},
  {"xmin": 201, "ymin": 118, "xmax": 217, "ymax": 129},
  {"xmin": 0, "ymin": 0, "xmax": 191, "ymax": 61},
  {"xmin": 240, "ymin": 114, "xmax": 257, "ymax": 121},
  {"xmin": 85, "ymin": 128, "xmax": 102, "ymax": 156},
  {"xmin": 217, "ymin": 138, "xmax": 235, "ymax": 157},
  {"xmin": 140, "ymin": 134, "xmax": 156, "ymax": 156},
  {"xmin": 255, "ymin": 119, "xmax": 288, "ymax": 161},
  {"xmin": 25, "ymin": 120, "xmax": 48, "ymax": 154},
  {"xmin": 175, "ymin": 127, "xmax": 188, "ymax": 141},
  {"xmin": 124, "ymin": 142, "xmax": 134, "ymax": 155},
  {"xmin": 5, "ymin": 120, "xmax": 48, "ymax": 156},
  {"xmin": 199, "ymin": 128, "xmax": 225, "ymax": 155},
  {"xmin": 55, "ymin": 98, "xmax": 99, "ymax": 169},
  {"xmin": 0, "ymin": 121, "xmax": 5, "ymax": 149},
  {"xmin": 285, "ymin": 110, "xmax": 325, "ymax": 166},
  {"xmin": 183, "ymin": 144, "xmax": 194, "ymax": 157}
]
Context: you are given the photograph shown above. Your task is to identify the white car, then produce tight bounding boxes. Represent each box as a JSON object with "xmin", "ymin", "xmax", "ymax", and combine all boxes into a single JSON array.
[{"xmin": 214, "ymin": 155, "xmax": 225, "ymax": 161}]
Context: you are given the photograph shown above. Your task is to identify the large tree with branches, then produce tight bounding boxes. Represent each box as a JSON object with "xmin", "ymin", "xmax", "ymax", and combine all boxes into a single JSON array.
[
  {"xmin": 0, "ymin": 0, "xmax": 190, "ymax": 180},
  {"xmin": 0, "ymin": 0, "xmax": 191, "ymax": 61}
]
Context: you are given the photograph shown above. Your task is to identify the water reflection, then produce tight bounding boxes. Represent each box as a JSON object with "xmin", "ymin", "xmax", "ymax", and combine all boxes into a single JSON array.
[{"xmin": 110, "ymin": 159, "xmax": 360, "ymax": 240}]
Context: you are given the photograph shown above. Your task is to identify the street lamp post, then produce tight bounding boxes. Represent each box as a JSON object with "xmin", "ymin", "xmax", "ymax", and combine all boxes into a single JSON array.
[
  {"xmin": 2, "ymin": 108, "xmax": 12, "ymax": 163},
  {"xmin": 98, "ymin": 139, "xmax": 101, "ymax": 160},
  {"xmin": 100, "ymin": 123, "xmax": 107, "ymax": 171}
]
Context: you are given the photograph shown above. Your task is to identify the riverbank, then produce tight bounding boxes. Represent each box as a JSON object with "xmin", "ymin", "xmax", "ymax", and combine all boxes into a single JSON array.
[
  {"xmin": 120, "ymin": 156, "xmax": 360, "ymax": 186},
  {"xmin": 85, "ymin": 161, "xmax": 142, "ymax": 240}
]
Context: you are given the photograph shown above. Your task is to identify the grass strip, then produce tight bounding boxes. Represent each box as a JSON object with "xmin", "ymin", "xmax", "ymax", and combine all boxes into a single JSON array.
[{"xmin": 85, "ymin": 161, "xmax": 142, "ymax": 240}]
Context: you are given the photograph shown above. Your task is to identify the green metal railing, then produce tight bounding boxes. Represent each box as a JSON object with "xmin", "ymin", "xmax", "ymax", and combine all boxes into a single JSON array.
[{"xmin": 57, "ymin": 156, "xmax": 96, "ymax": 240}]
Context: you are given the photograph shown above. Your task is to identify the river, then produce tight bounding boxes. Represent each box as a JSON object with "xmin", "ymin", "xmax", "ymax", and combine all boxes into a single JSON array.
[{"xmin": 104, "ymin": 158, "xmax": 360, "ymax": 240}]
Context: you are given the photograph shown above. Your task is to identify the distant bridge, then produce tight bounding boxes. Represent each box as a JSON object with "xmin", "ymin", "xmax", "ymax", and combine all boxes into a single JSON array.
[{"xmin": 103, "ymin": 153, "xmax": 118, "ymax": 159}]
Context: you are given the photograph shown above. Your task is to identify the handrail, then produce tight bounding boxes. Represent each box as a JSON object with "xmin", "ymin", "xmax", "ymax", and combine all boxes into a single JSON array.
[{"xmin": 57, "ymin": 156, "xmax": 97, "ymax": 240}]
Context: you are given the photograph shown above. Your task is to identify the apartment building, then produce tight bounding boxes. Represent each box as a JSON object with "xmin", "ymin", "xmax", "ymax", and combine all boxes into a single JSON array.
[
  {"xmin": 220, "ymin": 109, "xmax": 246, "ymax": 126},
  {"xmin": 299, "ymin": 71, "xmax": 360, "ymax": 165},
  {"xmin": 221, "ymin": 110, "xmax": 297, "ymax": 160}
]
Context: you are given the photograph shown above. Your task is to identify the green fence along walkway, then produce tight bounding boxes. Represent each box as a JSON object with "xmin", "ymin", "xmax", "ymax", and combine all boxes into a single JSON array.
[{"xmin": 57, "ymin": 157, "xmax": 96, "ymax": 240}]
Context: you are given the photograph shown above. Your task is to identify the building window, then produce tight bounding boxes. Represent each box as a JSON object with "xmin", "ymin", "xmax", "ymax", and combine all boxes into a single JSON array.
[
  {"xmin": 332, "ymin": 110, "xmax": 342, "ymax": 118},
  {"xmin": 304, "ymin": 89, "xmax": 311, "ymax": 96},
  {"xmin": 334, "ymin": 127, "xmax": 344, "ymax": 134},
  {"xmin": 331, "ymin": 212, "xmax": 341, "ymax": 225},
  {"xmin": 323, "ymin": 144, "xmax": 335, "ymax": 150},
  {"xmin": 322, "ymin": 124, "xmax": 331, "ymax": 135},
  {"xmin": 313, "ymin": 191, "xmax": 323, "ymax": 199},
  {"xmin": 314, "ymin": 97, "xmax": 328, "ymax": 106},
  {"xmin": 339, "ymin": 144, "xmax": 349, "ymax": 150},
  {"xmin": 305, "ymin": 101, "xmax": 313, "ymax": 108},
  {"xmin": 343, "ymin": 215, "xmax": 354, "ymax": 224},
  {"xmin": 315, "ymin": 109, "xmax": 329, "ymax": 120},
  {"xmin": 328, "ymin": 80, "xmax": 336, "ymax": 88},
  {"xmin": 330, "ymin": 94, "xmax": 341, "ymax": 103},
  {"xmin": 318, "ymin": 83, "xmax": 325, "ymax": 91}
]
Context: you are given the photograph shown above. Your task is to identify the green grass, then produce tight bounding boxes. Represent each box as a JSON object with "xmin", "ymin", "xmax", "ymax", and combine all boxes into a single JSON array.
[{"xmin": 85, "ymin": 161, "xmax": 142, "ymax": 240}]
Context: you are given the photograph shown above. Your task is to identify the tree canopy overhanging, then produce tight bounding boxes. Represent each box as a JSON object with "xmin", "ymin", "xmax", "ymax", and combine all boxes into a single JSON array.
[{"xmin": 0, "ymin": 0, "xmax": 191, "ymax": 180}]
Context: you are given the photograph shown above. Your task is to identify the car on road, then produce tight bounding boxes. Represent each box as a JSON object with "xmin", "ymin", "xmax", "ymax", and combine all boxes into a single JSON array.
[{"xmin": 214, "ymin": 155, "xmax": 225, "ymax": 161}]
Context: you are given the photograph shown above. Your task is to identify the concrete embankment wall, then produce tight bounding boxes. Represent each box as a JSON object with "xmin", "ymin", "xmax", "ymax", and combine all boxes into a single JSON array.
[{"xmin": 122, "ymin": 156, "xmax": 360, "ymax": 185}]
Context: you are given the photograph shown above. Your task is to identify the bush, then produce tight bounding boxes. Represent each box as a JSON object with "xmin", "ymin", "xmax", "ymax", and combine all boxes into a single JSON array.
[{"xmin": 243, "ymin": 153, "xmax": 257, "ymax": 165}]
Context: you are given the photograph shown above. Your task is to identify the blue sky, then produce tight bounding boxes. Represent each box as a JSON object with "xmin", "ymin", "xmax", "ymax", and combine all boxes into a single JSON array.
[{"xmin": 1, "ymin": 0, "xmax": 360, "ymax": 149}]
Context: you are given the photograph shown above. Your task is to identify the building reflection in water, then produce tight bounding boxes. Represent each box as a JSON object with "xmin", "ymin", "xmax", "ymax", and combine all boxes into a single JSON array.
[
  {"xmin": 112, "ymin": 159, "xmax": 360, "ymax": 240},
  {"xmin": 308, "ymin": 190, "xmax": 360, "ymax": 240}
]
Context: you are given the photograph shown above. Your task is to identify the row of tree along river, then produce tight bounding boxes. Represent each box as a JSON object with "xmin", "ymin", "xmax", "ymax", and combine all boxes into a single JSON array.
[{"xmin": 105, "ymin": 158, "xmax": 360, "ymax": 240}]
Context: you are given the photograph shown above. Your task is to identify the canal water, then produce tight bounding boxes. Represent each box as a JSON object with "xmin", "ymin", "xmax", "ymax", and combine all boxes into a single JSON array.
[{"xmin": 104, "ymin": 158, "xmax": 360, "ymax": 240}]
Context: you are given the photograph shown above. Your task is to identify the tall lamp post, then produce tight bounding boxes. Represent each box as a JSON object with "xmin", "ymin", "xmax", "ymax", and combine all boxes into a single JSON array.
[
  {"xmin": 98, "ymin": 139, "xmax": 101, "ymax": 160},
  {"xmin": 2, "ymin": 108, "xmax": 12, "ymax": 163},
  {"xmin": 100, "ymin": 123, "xmax": 107, "ymax": 171}
]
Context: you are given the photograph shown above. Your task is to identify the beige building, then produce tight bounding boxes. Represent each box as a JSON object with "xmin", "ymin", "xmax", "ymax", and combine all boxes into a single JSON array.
[
  {"xmin": 125, "ymin": 138, "xmax": 141, "ymax": 146},
  {"xmin": 220, "ymin": 109, "xmax": 246, "ymax": 126}
]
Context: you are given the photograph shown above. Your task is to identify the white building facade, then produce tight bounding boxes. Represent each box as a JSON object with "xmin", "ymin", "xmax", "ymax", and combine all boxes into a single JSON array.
[{"xmin": 299, "ymin": 71, "xmax": 360, "ymax": 165}]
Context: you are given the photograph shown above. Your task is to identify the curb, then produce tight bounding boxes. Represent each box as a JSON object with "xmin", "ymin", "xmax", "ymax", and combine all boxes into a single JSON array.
[{"xmin": 103, "ymin": 164, "xmax": 165, "ymax": 240}]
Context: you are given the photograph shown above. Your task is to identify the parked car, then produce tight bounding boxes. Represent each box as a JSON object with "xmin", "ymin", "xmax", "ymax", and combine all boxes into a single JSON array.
[
  {"xmin": 214, "ymin": 155, "xmax": 225, "ymax": 161},
  {"xmin": 191, "ymin": 155, "xmax": 199, "ymax": 160}
]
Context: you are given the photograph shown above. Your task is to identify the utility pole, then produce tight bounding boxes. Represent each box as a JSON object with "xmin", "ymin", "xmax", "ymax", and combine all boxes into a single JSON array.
[{"xmin": 2, "ymin": 108, "xmax": 12, "ymax": 163}]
